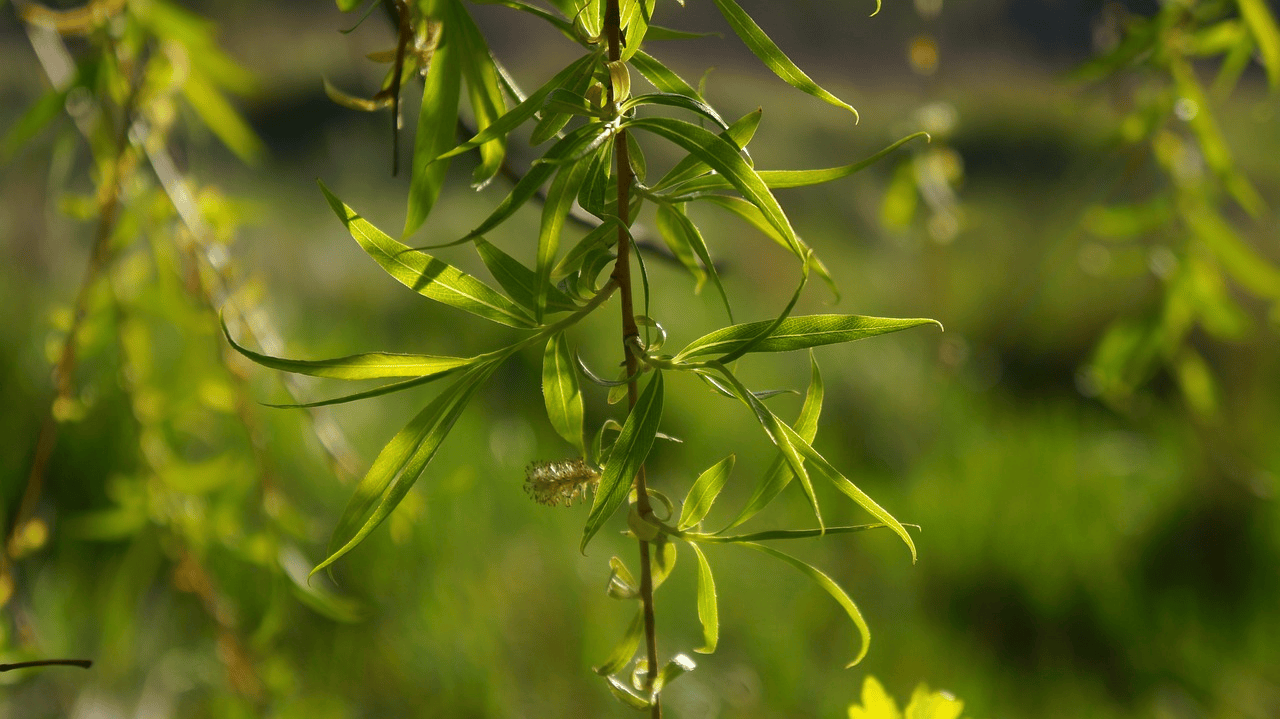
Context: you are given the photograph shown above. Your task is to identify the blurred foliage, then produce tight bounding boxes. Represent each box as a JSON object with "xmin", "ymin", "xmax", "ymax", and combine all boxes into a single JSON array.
[{"xmin": 1076, "ymin": 0, "xmax": 1280, "ymax": 418}]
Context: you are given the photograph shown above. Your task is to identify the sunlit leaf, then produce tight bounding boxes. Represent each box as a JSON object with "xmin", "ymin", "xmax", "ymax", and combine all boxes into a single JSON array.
[
  {"xmin": 473, "ymin": 237, "xmax": 579, "ymax": 313},
  {"xmin": 689, "ymin": 543, "xmax": 719, "ymax": 653},
  {"xmin": 669, "ymin": 132, "xmax": 930, "ymax": 195},
  {"xmin": 1240, "ymin": 0, "xmax": 1280, "ymax": 89},
  {"xmin": 594, "ymin": 610, "xmax": 644, "ymax": 675},
  {"xmin": 315, "ymin": 361, "xmax": 500, "ymax": 576},
  {"xmin": 403, "ymin": 20, "xmax": 462, "ymax": 236},
  {"xmin": 720, "ymin": 354, "xmax": 822, "ymax": 531},
  {"xmin": 652, "ymin": 108, "xmax": 761, "ymax": 192},
  {"xmin": 320, "ymin": 183, "xmax": 537, "ymax": 328},
  {"xmin": 446, "ymin": 0, "xmax": 508, "ymax": 187},
  {"xmin": 222, "ymin": 318, "xmax": 473, "ymax": 379},
  {"xmin": 626, "ymin": 116, "xmax": 801, "ymax": 256},
  {"xmin": 710, "ymin": 0, "xmax": 861, "ymax": 120},
  {"xmin": 678, "ymin": 455, "xmax": 735, "ymax": 530},
  {"xmin": 622, "ymin": 92, "xmax": 728, "ymax": 130},
  {"xmin": 543, "ymin": 332, "xmax": 585, "ymax": 451},
  {"xmin": 582, "ymin": 372, "xmax": 665, "ymax": 552},
  {"xmin": 537, "ymin": 150, "xmax": 597, "ymax": 319},
  {"xmin": 678, "ymin": 314, "xmax": 941, "ymax": 360},
  {"xmin": 743, "ymin": 542, "xmax": 871, "ymax": 666}
]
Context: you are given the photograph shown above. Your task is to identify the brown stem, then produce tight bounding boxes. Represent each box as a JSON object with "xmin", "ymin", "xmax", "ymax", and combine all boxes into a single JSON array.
[{"xmin": 603, "ymin": 1, "xmax": 660, "ymax": 716}]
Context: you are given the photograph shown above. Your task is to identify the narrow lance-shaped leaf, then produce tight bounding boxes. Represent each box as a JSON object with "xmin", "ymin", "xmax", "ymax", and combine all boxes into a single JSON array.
[
  {"xmin": 404, "ymin": 20, "xmax": 462, "ymax": 236},
  {"xmin": 1240, "ymin": 0, "xmax": 1280, "ymax": 89},
  {"xmin": 320, "ymin": 183, "xmax": 537, "ymax": 328},
  {"xmin": 720, "ymin": 354, "xmax": 822, "ymax": 531},
  {"xmin": 779, "ymin": 419, "xmax": 917, "ymax": 562},
  {"xmin": 315, "ymin": 360, "xmax": 500, "ymax": 577},
  {"xmin": 461, "ymin": 122, "xmax": 604, "ymax": 242},
  {"xmin": 693, "ymin": 194, "xmax": 838, "ymax": 295},
  {"xmin": 670, "ymin": 132, "xmax": 930, "ymax": 195},
  {"xmin": 446, "ymin": 0, "xmax": 508, "ymax": 187},
  {"xmin": 677, "ymin": 314, "xmax": 942, "ymax": 361},
  {"xmin": 708, "ymin": 363, "xmax": 823, "ymax": 530},
  {"xmin": 537, "ymin": 148, "xmax": 597, "ymax": 319},
  {"xmin": 689, "ymin": 543, "xmax": 719, "ymax": 654},
  {"xmin": 594, "ymin": 610, "xmax": 644, "ymax": 675},
  {"xmin": 222, "ymin": 318, "xmax": 473, "ymax": 379},
  {"xmin": 654, "ymin": 204, "xmax": 733, "ymax": 322},
  {"xmin": 652, "ymin": 108, "xmax": 761, "ymax": 192},
  {"xmin": 626, "ymin": 116, "xmax": 802, "ymax": 258},
  {"xmin": 543, "ymin": 332, "xmax": 585, "ymax": 451},
  {"xmin": 582, "ymin": 372, "xmax": 665, "ymax": 553},
  {"xmin": 678, "ymin": 455, "xmax": 735, "ymax": 530},
  {"xmin": 710, "ymin": 0, "xmax": 862, "ymax": 121},
  {"xmin": 473, "ymin": 237, "xmax": 579, "ymax": 313},
  {"xmin": 743, "ymin": 542, "xmax": 872, "ymax": 667}
]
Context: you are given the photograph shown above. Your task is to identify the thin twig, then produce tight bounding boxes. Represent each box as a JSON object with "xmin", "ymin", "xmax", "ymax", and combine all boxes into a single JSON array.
[
  {"xmin": 0, "ymin": 659, "xmax": 93, "ymax": 672},
  {"xmin": 604, "ymin": 2, "xmax": 660, "ymax": 717}
]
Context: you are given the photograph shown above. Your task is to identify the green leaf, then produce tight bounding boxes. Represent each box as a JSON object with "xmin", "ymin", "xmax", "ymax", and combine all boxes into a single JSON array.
[
  {"xmin": 404, "ymin": 19, "xmax": 462, "ymax": 236},
  {"xmin": 222, "ymin": 318, "xmax": 473, "ymax": 379},
  {"xmin": 743, "ymin": 542, "xmax": 871, "ymax": 666},
  {"xmin": 320, "ymin": 183, "xmax": 537, "ymax": 328},
  {"xmin": 692, "ymin": 194, "xmax": 836, "ymax": 294},
  {"xmin": 652, "ymin": 654, "xmax": 697, "ymax": 693},
  {"xmin": 631, "ymin": 49, "xmax": 704, "ymax": 100},
  {"xmin": 473, "ymin": 237, "xmax": 578, "ymax": 313},
  {"xmin": 620, "ymin": 0, "xmax": 656, "ymax": 61},
  {"xmin": 671, "ymin": 132, "xmax": 930, "ymax": 195},
  {"xmin": 698, "ymin": 523, "xmax": 911, "ymax": 543},
  {"xmin": 622, "ymin": 92, "xmax": 728, "ymax": 131},
  {"xmin": 781, "ymin": 420, "xmax": 916, "ymax": 562},
  {"xmin": 721, "ymin": 354, "xmax": 822, "ymax": 531},
  {"xmin": 537, "ymin": 149, "xmax": 597, "ymax": 319},
  {"xmin": 447, "ymin": 0, "xmax": 508, "ymax": 187},
  {"xmin": 652, "ymin": 108, "xmax": 761, "ymax": 192},
  {"xmin": 279, "ymin": 545, "xmax": 365, "ymax": 622},
  {"xmin": 554, "ymin": 220, "xmax": 616, "ymax": 280},
  {"xmin": 181, "ymin": 70, "xmax": 265, "ymax": 163},
  {"xmin": 582, "ymin": 372, "xmax": 665, "ymax": 552},
  {"xmin": 710, "ymin": 0, "xmax": 860, "ymax": 121},
  {"xmin": 261, "ymin": 375, "xmax": 446, "ymax": 409},
  {"xmin": 654, "ymin": 204, "xmax": 732, "ymax": 320},
  {"xmin": 462, "ymin": 123, "xmax": 604, "ymax": 242},
  {"xmin": 677, "ymin": 314, "xmax": 942, "ymax": 361},
  {"xmin": 606, "ymin": 676, "xmax": 652, "ymax": 709},
  {"xmin": 437, "ymin": 53, "xmax": 597, "ymax": 162},
  {"xmin": 708, "ymin": 364, "xmax": 823, "ymax": 529},
  {"xmin": 543, "ymin": 332, "xmax": 585, "ymax": 451},
  {"xmin": 606, "ymin": 555, "xmax": 639, "ymax": 599},
  {"xmin": 336, "ymin": 0, "xmax": 363, "ymax": 10},
  {"xmin": 315, "ymin": 361, "xmax": 499, "ymax": 577},
  {"xmin": 2, "ymin": 86, "xmax": 68, "ymax": 161},
  {"xmin": 594, "ymin": 610, "xmax": 644, "ymax": 675},
  {"xmin": 1240, "ymin": 0, "xmax": 1280, "ymax": 89},
  {"xmin": 689, "ymin": 543, "xmax": 719, "ymax": 653},
  {"xmin": 626, "ymin": 116, "xmax": 801, "ymax": 257},
  {"xmin": 678, "ymin": 455, "xmax": 735, "ymax": 530}
]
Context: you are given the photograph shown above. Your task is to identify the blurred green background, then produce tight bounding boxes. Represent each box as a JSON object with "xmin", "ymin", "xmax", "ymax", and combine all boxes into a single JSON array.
[{"xmin": 2, "ymin": 1, "xmax": 1279, "ymax": 718}]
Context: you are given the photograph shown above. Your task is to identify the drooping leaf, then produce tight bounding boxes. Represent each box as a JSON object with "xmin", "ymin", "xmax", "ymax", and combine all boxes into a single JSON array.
[
  {"xmin": 461, "ymin": 123, "xmax": 605, "ymax": 242},
  {"xmin": 626, "ymin": 116, "xmax": 801, "ymax": 257},
  {"xmin": 677, "ymin": 314, "xmax": 942, "ymax": 361},
  {"xmin": 261, "ymin": 374, "xmax": 446, "ymax": 409},
  {"xmin": 710, "ymin": 0, "xmax": 861, "ymax": 120},
  {"xmin": 654, "ymin": 203, "xmax": 732, "ymax": 320},
  {"xmin": 669, "ymin": 132, "xmax": 930, "ymax": 196},
  {"xmin": 222, "ymin": 318, "xmax": 473, "ymax": 379},
  {"xmin": 473, "ymin": 237, "xmax": 579, "ymax": 313},
  {"xmin": 651, "ymin": 654, "xmax": 697, "ymax": 694},
  {"xmin": 315, "ymin": 360, "xmax": 499, "ymax": 576},
  {"xmin": 619, "ymin": 0, "xmax": 656, "ymax": 61},
  {"xmin": 743, "ymin": 542, "xmax": 872, "ymax": 666},
  {"xmin": 1240, "ymin": 0, "xmax": 1280, "ymax": 88},
  {"xmin": 720, "ymin": 354, "xmax": 822, "ymax": 531},
  {"xmin": 631, "ymin": 49, "xmax": 704, "ymax": 101},
  {"xmin": 543, "ymin": 332, "xmax": 585, "ymax": 451},
  {"xmin": 678, "ymin": 455, "xmax": 735, "ymax": 530},
  {"xmin": 699, "ymin": 523, "xmax": 911, "ymax": 543},
  {"xmin": 688, "ymin": 543, "xmax": 719, "ymax": 653},
  {"xmin": 404, "ymin": 20, "xmax": 462, "ymax": 236},
  {"xmin": 693, "ymin": 194, "xmax": 837, "ymax": 294},
  {"xmin": 445, "ymin": 0, "xmax": 509, "ymax": 187},
  {"xmin": 2, "ymin": 85, "xmax": 69, "ymax": 160},
  {"xmin": 652, "ymin": 108, "xmax": 761, "ymax": 192},
  {"xmin": 537, "ymin": 148, "xmax": 597, "ymax": 319},
  {"xmin": 582, "ymin": 372, "xmax": 665, "ymax": 552},
  {"xmin": 320, "ymin": 183, "xmax": 537, "ymax": 328},
  {"xmin": 622, "ymin": 92, "xmax": 728, "ymax": 131},
  {"xmin": 594, "ymin": 610, "xmax": 644, "ymax": 675},
  {"xmin": 181, "ymin": 69, "xmax": 265, "ymax": 163}
]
